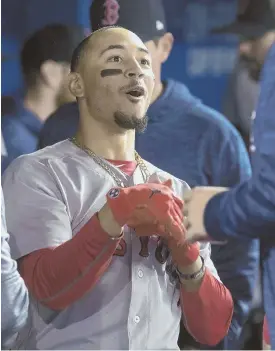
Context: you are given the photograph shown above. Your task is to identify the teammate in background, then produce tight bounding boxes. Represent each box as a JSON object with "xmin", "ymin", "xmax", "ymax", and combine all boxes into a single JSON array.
[
  {"xmin": 183, "ymin": 43, "xmax": 275, "ymax": 350},
  {"xmin": 212, "ymin": 1, "xmax": 275, "ymax": 346},
  {"xmin": 38, "ymin": 1, "xmax": 259, "ymax": 349},
  {"xmin": 2, "ymin": 27, "xmax": 233, "ymax": 350},
  {"xmin": 213, "ymin": 0, "xmax": 275, "ymax": 153},
  {"xmin": 1, "ymin": 24, "xmax": 85, "ymax": 173},
  {"xmin": 222, "ymin": 44, "xmax": 259, "ymax": 149}
]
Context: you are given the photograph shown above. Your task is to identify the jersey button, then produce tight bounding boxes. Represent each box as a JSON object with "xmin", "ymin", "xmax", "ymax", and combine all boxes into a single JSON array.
[
  {"xmin": 250, "ymin": 145, "xmax": 256, "ymax": 153},
  {"xmin": 134, "ymin": 315, "xmax": 140, "ymax": 323},
  {"xmin": 251, "ymin": 111, "xmax": 256, "ymax": 120},
  {"xmin": 138, "ymin": 269, "xmax": 144, "ymax": 278}
]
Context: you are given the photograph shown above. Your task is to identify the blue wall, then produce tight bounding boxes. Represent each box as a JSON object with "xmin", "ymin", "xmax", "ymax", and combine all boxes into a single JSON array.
[
  {"xmin": 2, "ymin": 0, "xmax": 92, "ymax": 96},
  {"xmin": 162, "ymin": 0, "xmax": 239, "ymax": 111},
  {"xmin": 2, "ymin": 0, "xmax": 239, "ymax": 112}
]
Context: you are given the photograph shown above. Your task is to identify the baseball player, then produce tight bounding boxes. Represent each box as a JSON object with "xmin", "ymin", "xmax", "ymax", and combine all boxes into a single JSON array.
[
  {"xmin": 2, "ymin": 27, "xmax": 233, "ymax": 350},
  {"xmin": 38, "ymin": 2, "xmax": 259, "ymax": 349}
]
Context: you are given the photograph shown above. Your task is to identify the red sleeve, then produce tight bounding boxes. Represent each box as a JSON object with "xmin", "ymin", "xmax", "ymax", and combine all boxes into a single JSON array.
[
  {"xmin": 180, "ymin": 268, "xmax": 233, "ymax": 346},
  {"xmin": 263, "ymin": 316, "xmax": 270, "ymax": 345},
  {"xmin": 19, "ymin": 214, "xmax": 121, "ymax": 310}
]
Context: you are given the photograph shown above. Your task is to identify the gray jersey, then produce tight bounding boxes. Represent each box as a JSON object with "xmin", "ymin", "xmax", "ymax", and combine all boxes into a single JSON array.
[
  {"xmin": 1, "ymin": 189, "xmax": 29, "ymax": 348},
  {"xmin": 2, "ymin": 140, "xmax": 220, "ymax": 350}
]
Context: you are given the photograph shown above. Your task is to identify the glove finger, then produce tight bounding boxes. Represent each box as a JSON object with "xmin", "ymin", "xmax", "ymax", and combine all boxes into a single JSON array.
[
  {"xmin": 172, "ymin": 200, "xmax": 184, "ymax": 221},
  {"xmin": 169, "ymin": 204, "xmax": 184, "ymax": 229},
  {"xmin": 173, "ymin": 194, "xmax": 184, "ymax": 209},
  {"xmin": 162, "ymin": 179, "xmax": 173, "ymax": 189},
  {"xmin": 168, "ymin": 208, "xmax": 186, "ymax": 240}
]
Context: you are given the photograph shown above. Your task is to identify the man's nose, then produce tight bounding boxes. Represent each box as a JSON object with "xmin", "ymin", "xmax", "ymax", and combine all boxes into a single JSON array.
[
  {"xmin": 239, "ymin": 40, "xmax": 253, "ymax": 55},
  {"xmin": 125, "ymin": 64, "xmax": 144, "ymax": 79}
]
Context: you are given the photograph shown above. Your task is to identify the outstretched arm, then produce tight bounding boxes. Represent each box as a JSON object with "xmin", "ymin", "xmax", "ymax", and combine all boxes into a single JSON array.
[{"xmin": 204, "ymin": 44, "xmax": 275, "ymax": 241}]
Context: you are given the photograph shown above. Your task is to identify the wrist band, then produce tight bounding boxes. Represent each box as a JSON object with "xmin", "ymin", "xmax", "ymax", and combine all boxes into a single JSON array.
[
  {"xmin": 96, "ymin": 212, "xmax": 123, "ymax": 241},
  {"xmin": 108, "ymin": 231, "xmax": 124, "ymax": 240},
  {"xmin": 176, "ymin": 256, "xmax": 205, "ymax": 281}
]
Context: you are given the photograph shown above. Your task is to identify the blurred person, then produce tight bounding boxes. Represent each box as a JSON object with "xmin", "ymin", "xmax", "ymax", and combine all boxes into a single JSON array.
[
  {"xmin": 37, "ymin": 1, "xmax": 259, "ymax": 349},
  {"xmin": 213, "ymin": 0, "xmax": 275, "ymax": 150},
  {"xmin": 222, "ymin": 45, "xmax": 262, "ymax": 350},
  {"xmin": 222, "ymin": 44, "xmax": 259, "ymax": 149},
  {"xmin": 1, "ymin": 27, "xmax": 233, "ymax": 350},
  {"xmin": 213, "ymin": 0, "xmax": 275, "ymax": 83},
  {"xmin": 1, "ymin": 24, "xmax": 85, "ymax": 173},
  {"xmin": 212, "ymin": 1, "xmax": 275, "ymax": 347},
  {"xmin": 182, "ymin": 42, "xmax": 275, "ymax": 350},
  {"xmin": 1, "ymin": 96, "xmax": 16, "ymax": 116},
  {"xmin": 1, "ymin": 139, "xmax": 29, "ymax": 348}
]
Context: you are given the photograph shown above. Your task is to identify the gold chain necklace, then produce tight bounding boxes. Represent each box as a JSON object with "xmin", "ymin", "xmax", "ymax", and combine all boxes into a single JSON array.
[{"xmin": 70, "ymin": 136, "xmax": 150, "ymax": 187}]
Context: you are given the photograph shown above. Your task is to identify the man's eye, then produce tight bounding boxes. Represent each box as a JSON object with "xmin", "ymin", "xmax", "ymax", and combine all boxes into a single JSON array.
[
  {"xmin": 108, "ymin": 56, "xmax": 122, "ymax": 63},
  {"xmin": 141, "ymin": 58, "xmax": 150, "ymax": 66}
]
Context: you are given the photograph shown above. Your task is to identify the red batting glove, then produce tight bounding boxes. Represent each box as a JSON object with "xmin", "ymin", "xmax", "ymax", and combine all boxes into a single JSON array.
[
  {"xmin": 133, "ymin": 217, "xmax": 199, "ymax": 266},
  {"xmin": 106, "ymin": 180, "xmax": 184, "ymax": 237},
  {"xmin": 126, "ymin": 179, "xmax": 184, "ymax": 240},
  {"xmin": 130, "ymin": 195, "xmax": 199, "ymax": 267},
  {"xmin": 167, "ymin": 237, "xmax": 200, "ymax": 267}
]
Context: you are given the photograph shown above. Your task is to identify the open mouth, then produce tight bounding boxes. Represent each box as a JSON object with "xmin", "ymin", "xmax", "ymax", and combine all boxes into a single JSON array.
[{"xmin": 126, "ymin": 86, "xmax": 145, "ymax": 99}]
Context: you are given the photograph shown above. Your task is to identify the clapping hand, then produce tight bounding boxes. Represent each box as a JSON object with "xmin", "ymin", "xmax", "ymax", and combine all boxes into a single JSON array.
[
  {"xmin": 106, "ymin": 180, "xmax": 185, "ymax": 238},
  {"xmin": 183, "ymin": 186, "xmax": 228, "ymax": 243}
]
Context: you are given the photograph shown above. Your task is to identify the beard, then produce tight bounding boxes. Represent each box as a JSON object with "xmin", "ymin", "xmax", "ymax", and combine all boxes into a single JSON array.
[
  {"xmin": 114, "ymin": 111, "xmax": 148, "ymax": 133},
  {"xmin": 241, "ymin": 55, "xmax": 262, "ymax": 82}
]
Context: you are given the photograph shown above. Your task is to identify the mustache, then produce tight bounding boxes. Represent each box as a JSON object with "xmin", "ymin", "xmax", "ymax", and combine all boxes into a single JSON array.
[
  {"xmin": 120, "ymin": 81, "xmax": 145, "ymax": 94},
  {"xmin": 240, "ymin": 54, "xmax": 258, "ymax": 65}
]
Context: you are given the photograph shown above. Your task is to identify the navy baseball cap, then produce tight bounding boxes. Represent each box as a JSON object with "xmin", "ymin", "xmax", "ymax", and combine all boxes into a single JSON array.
[
  {"xmin": 90, "ymin": 0, "xmax": 167, "ymax": 42},
  {"xmin": 211, "ymin": 0, "xmax": 275, "ymax": 38}
]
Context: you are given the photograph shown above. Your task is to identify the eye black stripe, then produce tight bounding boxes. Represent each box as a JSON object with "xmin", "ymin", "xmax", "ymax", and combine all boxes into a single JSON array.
[{"xmin": 100, "ymin": 69, "xmax": 123, "ymax": 77}]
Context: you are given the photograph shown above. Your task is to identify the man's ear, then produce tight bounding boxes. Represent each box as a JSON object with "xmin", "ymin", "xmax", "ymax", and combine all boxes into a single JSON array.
[
  {"xmin": 158, "ymin": 32, "xmax": 174, "ymax": 64},
  {"xmin": 40, "ymin": 60, "xmax": 63, "ymax": 90},
  {"xmin": 68, "ymin": 72, "xmax": 84, "ymax": 98}
]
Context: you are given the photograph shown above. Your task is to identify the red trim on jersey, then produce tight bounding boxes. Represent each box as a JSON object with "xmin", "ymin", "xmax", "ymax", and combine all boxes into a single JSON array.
[
  {"xmin": 263, "ymin": 316, "xmax": 270, "ymax": 344},
  {"xmin": 107, "ymin": 159, "xmax": 137, "ymax": 176},
  {"xmin": 180, "ymin": 268, "xmax": 233, "ymax": 346},
  {"xmin": 19, "ymin": 214, "xmax": 121, "ymax": 310}
]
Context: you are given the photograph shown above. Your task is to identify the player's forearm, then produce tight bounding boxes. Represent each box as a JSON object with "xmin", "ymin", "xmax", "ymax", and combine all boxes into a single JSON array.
[
  {"xmin": 178, "ymin": 257, "xmax": 204, "ymax": 291},
  {"xmin": 204, "ymin": 175, "xmax": 275, "ymax": 241},
  {"xmin": 19, "ymin": 211, "xmax": 122, "ymax": 310},
  {"xmin": 180, "ymin": 269, "xmax": 233, "ymax": 346}
]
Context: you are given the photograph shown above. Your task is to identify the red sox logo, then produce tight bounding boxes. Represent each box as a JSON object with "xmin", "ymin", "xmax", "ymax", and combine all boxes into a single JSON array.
[{"xmin": 102, "ymin": 0, "xmax": 120, "ymax": 26}]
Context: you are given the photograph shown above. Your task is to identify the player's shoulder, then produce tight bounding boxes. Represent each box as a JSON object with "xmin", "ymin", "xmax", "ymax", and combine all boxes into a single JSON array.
[
  {"xmin": 2, "ymin": 140, "xmax": 75, "ymax": 181},
  {"xmin": 172, "ymin": 80, "xmax": 243, "ymax": 143},
  {"xmin": 46, "ymin": 102, "xmax": 79, "ymax": 126},
  {"xmin": 193, "ymin": 102, "xmax": 241, "ymax": 141},
  {"xmin": 2, "ymin": 112, "xmax": 26, "ymax": 136}
]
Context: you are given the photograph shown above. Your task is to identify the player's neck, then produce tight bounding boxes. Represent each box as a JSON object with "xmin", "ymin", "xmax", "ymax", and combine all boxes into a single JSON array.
[
  {"xmin": 24, "ymin": 87, "xmax": 58, "ymax": 122},
  {"xmin": 150, "ymin": 80, "xmax": 164, "ymax": 104},
  {"xmin": 77, "ymin": 118, "xmax": 136, "ymax": 161}
]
